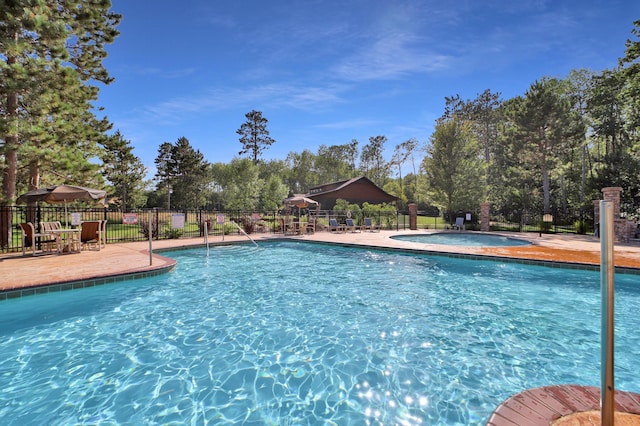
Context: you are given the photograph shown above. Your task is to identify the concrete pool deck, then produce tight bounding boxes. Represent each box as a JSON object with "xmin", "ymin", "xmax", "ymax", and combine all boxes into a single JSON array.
[{"xmin": 1, "ymin": 229, "xmax": 640, "ymax": 424}]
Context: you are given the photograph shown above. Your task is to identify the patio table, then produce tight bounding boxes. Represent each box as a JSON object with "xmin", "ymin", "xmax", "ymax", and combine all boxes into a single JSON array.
[{"xmin": 46, "ymin": 228, "xmax": 81, "ymax": 253}]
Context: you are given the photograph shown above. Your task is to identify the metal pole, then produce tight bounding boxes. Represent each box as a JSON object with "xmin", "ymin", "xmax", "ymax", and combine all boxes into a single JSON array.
[
  {"xmin": 600, "ymin": 200, "xmax": 615, "ymax": 425},
  {"xmin": 148, "ymin": 209, "xmax": 153, "ymax": 266},
  {"xmin": 204, "ymin": 220, "xmax": 209, "ymax": 254}
]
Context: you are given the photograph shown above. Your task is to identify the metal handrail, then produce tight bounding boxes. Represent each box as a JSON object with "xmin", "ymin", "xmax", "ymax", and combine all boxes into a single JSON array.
[{"xmin": 230, "ymin": 220, "xmax": 258, "ymax": 247}]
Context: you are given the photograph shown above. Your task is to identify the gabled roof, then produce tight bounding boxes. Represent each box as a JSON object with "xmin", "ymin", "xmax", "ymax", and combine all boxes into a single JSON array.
[{"xmin": 307, "ymin": 176, "xmax": 398, "ymax": 200}]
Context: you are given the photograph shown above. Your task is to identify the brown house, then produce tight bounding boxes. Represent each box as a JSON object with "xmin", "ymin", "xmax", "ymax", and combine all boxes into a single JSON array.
[{"xmin": 306, "ymin": 176, "xmax": 398, "ymax": 210}]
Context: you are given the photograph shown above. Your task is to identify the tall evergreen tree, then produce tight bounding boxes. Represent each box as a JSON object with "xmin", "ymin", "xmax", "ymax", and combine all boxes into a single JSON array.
[
  {"xmin": 154, "ymin": 137, "xmax": 209, "ymax": 210},
  {"xmin": 154, "ymin": 142, "xmax": 174, "ymax": 209},
  {"xmin": 619, "ymin": 18, "xmax": 640, "ymax": 135},
  {"xmin": 0, "ymin": 0, "xmax": 120, "ymax": 246},
  {"xmin": 503, "ymin": 78, "xmax": 583, "ymax": 213},
  {"xmin": 1, "ymin": 0, "xmax": 120, "ymax": 201},
  {"xmin": 565, "ymin": 69, "xmax": 595, "ymax": 206},
  {"xmin": 441, "ymin": 90, "xmax": 502, "ymax": 198},
  {"xmin": 236, "ymin": 110, "xmax": 275, "ymax": 164},
  {"xmin": 101, "ymin": 131, "xmax": 147, "ymax": 209}
]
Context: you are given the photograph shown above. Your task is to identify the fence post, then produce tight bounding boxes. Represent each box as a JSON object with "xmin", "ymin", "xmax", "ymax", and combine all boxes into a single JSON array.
[
  {"xmin": 148, "ymin": 209, "xmax": 153, "ymax": 266},
  {"xmin": 154, "ymin": 208, "xmax": 159, "ymax": 240}
]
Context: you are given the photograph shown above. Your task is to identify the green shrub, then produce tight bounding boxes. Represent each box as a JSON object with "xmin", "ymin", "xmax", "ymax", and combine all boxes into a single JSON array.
[
  {"xmin": 574, "ymin": 220, "xmax": 587, "ymax": 235},
  {"xmin": 164, "ymin": 227, "xmax": 183, "ymax": 239},
  {"xmin": 538, "ymin": 221, "xmax": 552, "ymax": 232},
  {"xmin": 466, "ymin": 222, "xmax": 480, "ymax": 231}
]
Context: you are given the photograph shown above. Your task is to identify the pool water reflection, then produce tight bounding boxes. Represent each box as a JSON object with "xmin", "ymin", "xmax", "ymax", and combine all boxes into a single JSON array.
[
  {"xmin": 391, "ymin": 232, "xmax": 532, "ymax": 247},
  {"xmin": 0, "ymin": 241, "xmax": 638, "ymax": 425}
]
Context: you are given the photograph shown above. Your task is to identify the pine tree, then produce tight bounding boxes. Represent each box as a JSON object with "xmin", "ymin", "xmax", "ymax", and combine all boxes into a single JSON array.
[
  {"xmin": 237, "ymin": 110, "xmax": 275, "ymax": 164},
  {"xmin": 153, "ymin": 137, "xmax": 210, "ymax": 209},
  {"xmin": 101, "ymin": 131, "xmax": 147, "ymax": 209},
  {"xmin": 0, "ymin": 0, "xmax": 120, "ymax": 246}
]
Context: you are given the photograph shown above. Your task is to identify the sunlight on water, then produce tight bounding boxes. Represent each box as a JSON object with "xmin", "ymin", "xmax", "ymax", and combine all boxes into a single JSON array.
[{"xmin": 0, "ymin": 241, "xmax": 638, "ymax": 425}]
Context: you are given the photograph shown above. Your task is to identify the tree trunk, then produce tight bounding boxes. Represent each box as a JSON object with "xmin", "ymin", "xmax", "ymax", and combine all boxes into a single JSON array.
[
  {"xmin": 24, "ymin": 160, "xmax": 41, "ymax": 225},
  {"xmin": 0, "ymin": 147, "xmax": 17, "ymax": 247},
  {"xmin": 560, "ymin": 174, "xmax": 567, "ymax": 215},
  {"xmin": 0, "ymin": 197, "xmax": 12, "ymax": 248},
  {"xmin": 580, "ymin": 144, "xmax": 586, "ymax": 204},
  {"xmin": 2, "ymin": 50, "xmax": 19, "ymax": 201},
  {"xmin": 542, "ymin": 164, "xmax": 550, "ymax": 214},
  {"xmin": 29, "ymin": 159, "xmax": 41, "ymax": 191},
  {"xmin": 1, "ymin": 51, "xmax": 19, "ymax": 247}
]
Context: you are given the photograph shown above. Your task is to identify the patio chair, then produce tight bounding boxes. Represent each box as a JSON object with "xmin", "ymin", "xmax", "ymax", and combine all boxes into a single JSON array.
[
  {"xmin": 328, "ymin": 218, "xmax": 345, "ymax": 233},
  {"xmin": 363, "ymin": 218, "xmax": 380, "ymax": 232},
  {"xmin": 455, "ymin": 217, "xmax": 464, "ymax": 230},
  {"xmin": 282, "ymin": 218, "xmax": 298, "ymax": 235},
  {"xmin": 345, "ymin": 218, "xmax": 360, "ymax": 233},
  {"xmin": 19, "ymin": 222, "xmax": 59, "ymax": 256},
  {"xmin": 80, "ymin": 220, "xmax": 101, "ymax": 251},
  {"xmin": 40, "ymin": 221, "xmax": 62, "ymax": 232},
  {"xmin": 40, "ymin": 221, "xmax": 63, "ymax": 248},
  {"xmin": 305, "ymin": 218, "xmax": 316, "ymax": 234}
]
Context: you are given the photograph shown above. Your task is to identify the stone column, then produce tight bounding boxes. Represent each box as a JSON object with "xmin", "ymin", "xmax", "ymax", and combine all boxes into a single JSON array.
[
  {"xmin": 408, "ymin": 203, "xmax": 417, "ymax": 230},
  {"xmin": 480, "ymin": 202, "xmax": 490, "ymax": 232},
  {"xmin": 599, "ymin": 187, "xmax": 635, "ymax": 241},
  {"xmin": 601, "ymin": 187, "xmax": 622, "ymax": 219}
]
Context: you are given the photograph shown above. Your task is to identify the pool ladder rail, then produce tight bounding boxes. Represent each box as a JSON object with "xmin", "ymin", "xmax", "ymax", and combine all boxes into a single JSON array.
[{"xmin": 230, "ymin": 220, "xmax": 259, "ymax": 247}]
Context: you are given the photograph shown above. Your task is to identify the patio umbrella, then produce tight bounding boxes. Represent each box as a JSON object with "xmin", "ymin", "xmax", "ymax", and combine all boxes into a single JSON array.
[
  {"xmin": 284, "ymin": 195, "xmax": 319, "ymax": 219},
  {"xmin": 283, "ymin": 195, "xmax": 318, "ymax": 209},
  {"xmin": 17, "ymin": 185, "xmax": 107, "ymax": 227}
]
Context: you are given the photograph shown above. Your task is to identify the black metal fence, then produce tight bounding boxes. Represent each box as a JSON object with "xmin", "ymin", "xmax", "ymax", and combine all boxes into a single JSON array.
[
  {"xmin": 0, "ymin": 205, "xmax": 595, "ymax": 253},
  {"xmin": 487, "ymin": 207, "xmax": 595, "ymax": 234}
]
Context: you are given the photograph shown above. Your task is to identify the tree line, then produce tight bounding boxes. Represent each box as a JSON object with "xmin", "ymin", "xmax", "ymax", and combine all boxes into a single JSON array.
[{"xmin": 1, "ymin": 3, "xmax": 639, "ymax": 230}]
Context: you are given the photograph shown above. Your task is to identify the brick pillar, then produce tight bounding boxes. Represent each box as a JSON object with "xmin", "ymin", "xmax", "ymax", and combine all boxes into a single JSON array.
[
  {"xmin": 599, "ymin": 187, "xmax": 635, "ymax": 241},
  {"xmin": 408, "ymin": 203, "xmax": 417, "ymax": 230},
  {"xmin": 601, "ymin": 187, "xmax": 622, "ymax": 219},
  {"xmin": 480, "ymin": 202, "xmax": 490, "ymax": 232}
]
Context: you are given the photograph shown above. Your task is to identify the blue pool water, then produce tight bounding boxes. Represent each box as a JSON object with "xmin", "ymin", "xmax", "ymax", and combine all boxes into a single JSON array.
[
  {"xmin": 391, "ymin": 232, "xmax": 532, "ymax": 247},
  {"xmin": 1, "ymin": 241, "xmax": 639, "ymax": 425}
]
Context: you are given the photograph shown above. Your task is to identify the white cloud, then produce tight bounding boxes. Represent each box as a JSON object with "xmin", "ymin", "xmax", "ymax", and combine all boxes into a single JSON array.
[
  {"xmin": 332, "ymin": 33, "xmax": 453, "ymax": 81},
  {"xmin": 314, "ymin": 119, "xmax": 382, "ymax": 130},
  {"xmin": 131, "ymin": 82, "xmax": 349, "ymax": 125},
  {"xmin": 118, "ymin": 65, "xmax": 197, "ymax": 79}
]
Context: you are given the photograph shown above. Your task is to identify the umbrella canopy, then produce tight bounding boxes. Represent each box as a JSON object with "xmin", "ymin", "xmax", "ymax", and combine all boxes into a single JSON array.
[
  {"xmin": 283, "ymin": 195, "xmax": 318, "ymax": 209},
  {"xmin": 17, "ymin": 185, "xmax": 106, "ymax": 205},
  {"xmin": 17, "ymin": 185, "xmax": 107, "ymax": 227}
]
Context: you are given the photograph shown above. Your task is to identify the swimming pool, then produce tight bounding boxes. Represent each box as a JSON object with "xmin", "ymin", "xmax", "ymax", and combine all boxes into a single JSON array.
[
  {"xmin": 391, "ymin": 232, "xmax": 532, "ymax": 247},
  {"xmin": 1, "ymin": 241, "xmax": 638, "ymax": 424}
]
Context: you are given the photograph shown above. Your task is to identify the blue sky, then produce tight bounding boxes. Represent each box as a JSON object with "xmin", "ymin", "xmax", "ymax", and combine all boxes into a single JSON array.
[{"xmin": 100, "ymin": 0, "xmax": 639, "ymax": 180}]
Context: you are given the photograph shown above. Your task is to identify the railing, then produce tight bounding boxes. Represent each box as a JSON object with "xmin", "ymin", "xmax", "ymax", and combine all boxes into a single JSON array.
[{"xmin": 0, "ymin": 205, "xmax": 596, "ymax": 253}]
